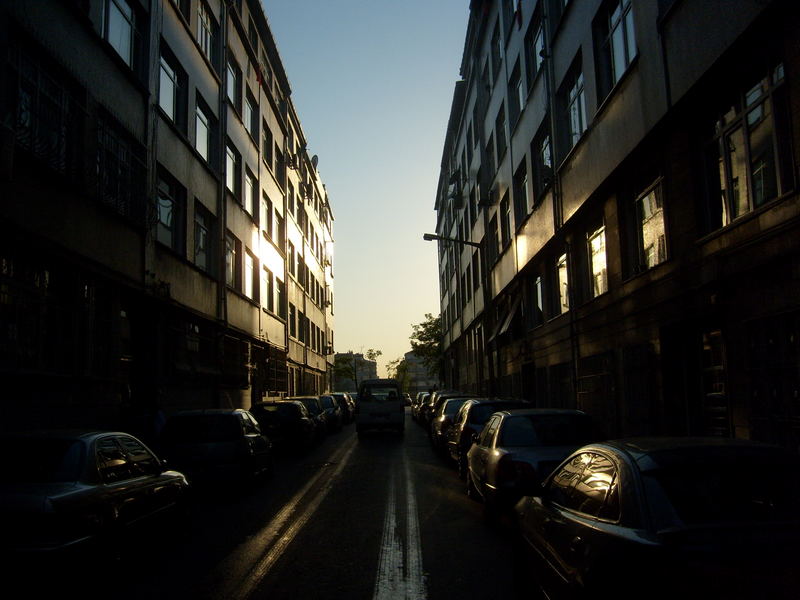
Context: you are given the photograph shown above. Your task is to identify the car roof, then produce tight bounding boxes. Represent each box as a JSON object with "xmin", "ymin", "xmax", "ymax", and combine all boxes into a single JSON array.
[
  {"xmin": 169, "ymin": 408, "xmax": 248, "ymax": 416},
  {"xmin": 0, "ymin": 429, "xmax": 133, "ymax": 441},
  {"xmin": 577, "ymin": 437, "xmax": 785, "ymax": 471},
  {"xmin": 494, "ymin": 408, "xmax": 587, "ymax": 417}
]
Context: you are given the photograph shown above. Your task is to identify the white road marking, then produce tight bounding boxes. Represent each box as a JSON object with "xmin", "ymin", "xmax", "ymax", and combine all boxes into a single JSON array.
[
  {"xmin": 373, "ymin": 454, "xmax": 427, "ymax": 600},
  {"xmin": 229, "ymin": 437, "xmax": 357, "ymax": 600}
]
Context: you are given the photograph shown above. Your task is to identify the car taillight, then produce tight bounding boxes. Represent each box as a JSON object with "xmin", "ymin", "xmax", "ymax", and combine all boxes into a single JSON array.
[{"xmin": 497, "ymin": 455, "xmax": 536, "ymax": 487}]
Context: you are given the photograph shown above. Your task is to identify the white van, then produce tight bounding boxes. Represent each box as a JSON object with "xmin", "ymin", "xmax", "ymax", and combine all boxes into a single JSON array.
[{"xmin": 355, "ymin": 378, "xmax": 405, "ymax": 436}]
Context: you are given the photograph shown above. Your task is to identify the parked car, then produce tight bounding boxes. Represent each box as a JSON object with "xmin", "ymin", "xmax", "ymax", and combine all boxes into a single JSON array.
[
  {"xmin": 355, "ymin": 378, "xmax": 405, "ymax": 436},
  {"xmin": 318, "ymin": 395, "xmax": 343, "ymax": 432},
  {"xmin": 412, "ymin": 392, "xmax": 430, "ymax": 422},
  {"xmin": 160, "ymin": 409, "xmax": 273, "ymax": 485},
  {"xmin": 446, "ymin": 398, "xmax": 528, "ymax": 478},
  {"xmin": 403, "ymin": 393, "xmax": 412, "ymax": 406},
  {"xmin": 249, "ymin": 401, "xmax": 316, "ymax": 451},
  {"xmin": 329, "ymin": 392, "xmax": 355, "ymax": 424},
  {"xmin": 420, "ymin": 390, "xmax": 461, "ymax": 429},
  {"xmin": 514, "ymin": 437, "xmax": 800, "ymax": 599},
  {"xmin": 0, "ymin": 430, "xmax": 189, "ymax": 554},
  {"xmin": 429, "ymin": 397, "xmax": 470, "ymax": 454},
  {"xmin": 466, "ymin": 409, "xmax": 594, "ymax": 514},
  {"xmin": 288, "ymin": 396, "xmax": 327, "ymax": 440}
]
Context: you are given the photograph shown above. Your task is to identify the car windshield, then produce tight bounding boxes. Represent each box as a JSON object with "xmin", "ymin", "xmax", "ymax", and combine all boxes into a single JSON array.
[
  {"xmin": 300, "ymin": 400, "xmax": 321, "ymax": 415},
  {"xmin": 320, "ymin": 397, "xmax": 335, "ymax": 409},
  {"xmin": 165, "ymin": 415, "xmax": 241, "ymax": 442},
  {"xmin": 644, "ymin": 454, "xmax": 800, "ymax": 529},
  {"xmin": 1, "ymin": 438, "xmax": 85, "ymax": 483},
  {"xmin": 469, "ymin": 403, "xmax": 521, "ymax": 424},
  {"xmin": 361, "ymin": 387, "xmax": 400, "ymax": 402},
  {"xmin": 499, "ymin": 414, "xmax": 592, "ymax": 447},
  {"xmin": 443, "ymin": 398, "xmax": 468, "ymax": 416}
]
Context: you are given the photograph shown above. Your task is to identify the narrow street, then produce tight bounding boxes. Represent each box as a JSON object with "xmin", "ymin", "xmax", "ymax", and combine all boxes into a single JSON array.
[{"xmin": 13, "ymin": 411, "xmax": 520, "ymax": 600}]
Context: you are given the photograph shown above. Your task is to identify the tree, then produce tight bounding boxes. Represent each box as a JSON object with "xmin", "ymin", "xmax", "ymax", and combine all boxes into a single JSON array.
[
  {"xmin": 387, "ymin": 357, "xmax": 410, "ymax": 391},
  {"xmin": 410, "ymin": 313, "xmax": 442, "ymax": 380},
  {"xmin": 334, "ymin": 348, "xmax": 382, "ymax": 390}
]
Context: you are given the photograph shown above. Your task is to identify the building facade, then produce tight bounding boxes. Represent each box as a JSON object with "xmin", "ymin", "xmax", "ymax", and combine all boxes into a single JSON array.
[
  {"xmin": 1, "ymin": 0, "xmax": 335, "ymax": 437},
  {"xmin": 434, "ymin": 0, "xmax": 799, "ymax": 447}
]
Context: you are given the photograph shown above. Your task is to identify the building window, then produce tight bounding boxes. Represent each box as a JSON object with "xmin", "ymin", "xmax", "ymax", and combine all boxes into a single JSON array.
[
  {"xmin": 526, "ymin": 274, "xmax": 545, "ymax": 328},
  {"xmin": 262, "ymin": 193, "xmax": 273, "ymax": 239},
  {"xmin": 495, "ymin": 104, "xmax": 507, "ymax": 160},
  {"xmin": 287, "ymin": 182, "xmax": 295, "ymax": 216},
  {"xmin": 524, "ymin": 11, "xmax": 545, "ymax": 87},
  {"xmin": 225, "ymin": 232, "xmax": 241, "ymax": 289},
  {"xmin": 159, "ymin": 55, "xmax": 177, "ymax": 122},
  {"xmin": 156, "ymin": 174, "xmax": 184, "ymax": 253},
  {"xmin": 532, "ymin": 123, "xmax": 553, "ymax": 202},
  {"xmin": 287, "ymin": 242, "xmax": 296, "ymax": 276},
  {"xmin": 289, "ymin": 303, "xmax": 297, "ymax": 338},
  {"xmin": 104, "ymin": 0, "xmax": 134, "ymax": 67},
  {"xmin": 226, "ymin": 56, "xmax": 241, "ymax": 113},
  {"xmin": 274, "ymin": 212, "xmax": 285, "ymax": 247},
  {"xmin": 500, "ymin": 192, "xmax": 511, "ymax": 248},
  {"xmin": 197, "ymin": 1, "xmax": 217, "ymax": 67},
  {"xmin": 277, "ymin": 277, "xmax": 286, "ymax": 319},
  {"xmin": 97, "ymin": 115, "xmax": 146, "ymax": 222},
  {"xmin": 588, "ymin": 225, "xmax": 608, "ymax": 298},
  {"xmin": 226, "ymin": 142, "xmax": 240, "ymax": 198},
  {"xmin": 262, "ymin": 266, "xmax": 274, "ymax": 312},
  {"xmin": 595, "ymin": 0, "xmax": 636, "ymax": 101},
  {"xmin": 557, "ymin": 252, "xmax": 569, "ymax": 314},
  {"xmin": 634, "ymin": 182, "xmax": 667, "ymax": 271},
  {"xmin": 561, "ymin": 57, "xmax": 587, "ymax": 152},
  {"xmin": 508, "ymin": 61, "xmax": 525, "ymax": 126},
  {"xmin": 513, "ymin": 160, "xmax": 529, "ymax": 225},
  {"xmin": 488, "ymin": 215, "xmax": 500, "ymax": 265},
  {"xmin": 194, "ymin": 202, "xmax": 213, "ymax": 273},
  {"xmin": 244, "ymin": 169, "xmax": 256, "ymax": 216},
  {"xmin": 195, "ymin": 101, "xmax": 210, "ymax": 161},
  {"xmin": 491, "ymin": 21, "xmax": 501, "ymax": 84},
  {"xmin": 244, "ymin": 91, "xmax": 258, "ymax": 139},
  {"xmin": 262, "ymin": 123, "xmax": 273, "ymax": 168},
  {"xmin": 703, "ymin": 62, "xmax": 793, "ymax": 232},
  {"xmin": 244, "ymin": 251, "xmax": 256, "ymax": 300}
]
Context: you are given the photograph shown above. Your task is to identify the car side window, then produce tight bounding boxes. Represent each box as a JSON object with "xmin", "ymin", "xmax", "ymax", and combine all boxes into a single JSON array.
[
  {"xmin": 96, "ymin": 437, "xmax": 133, "ymax": 483},
  {"xmin": 478, "ymin": 416, "xmax": 500, "ymax": 447},
  {"xmin": 548, "ymin": 453, "xmax": 592, "ymax": 508},
  {"xmin": 116, "ymin": 435, "xmax": 161, "ymax": 477},
  {"xmin": 550, "ymin": 453, "xmax": 620, "ymax": 520},
  {"xmin": 455, "ymin": 404, "xmax": 469, "ymax": 426}
]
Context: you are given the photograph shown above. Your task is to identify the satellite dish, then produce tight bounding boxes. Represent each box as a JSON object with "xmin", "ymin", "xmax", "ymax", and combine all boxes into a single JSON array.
[{"xmin": 311, "ymin": 155, "xmax": 319, "ymax": 169}]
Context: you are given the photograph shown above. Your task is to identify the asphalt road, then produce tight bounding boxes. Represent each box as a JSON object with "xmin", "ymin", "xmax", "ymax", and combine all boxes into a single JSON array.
[{"xmin": 13, "ymin": 409, "xmax": 522, "ymax": 600}]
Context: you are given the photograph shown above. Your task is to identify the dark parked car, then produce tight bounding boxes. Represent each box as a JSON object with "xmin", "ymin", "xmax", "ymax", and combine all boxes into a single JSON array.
[
  {"xmin": 329, "ymin": 392, "xmax": 355, "ymax": 424},
  {"xmin": 411, "ymin": 392, "xmax": 430, "ymax": 422},
  {"xmin": 161, "ymin": 409, "xmax": 273, "ymax": 485},
  {"xmin": 420, "ymin": 390, "xmax": 462, "ymax": 429},
  {"xmin": 429, "ymin": 397, "xmax": 470, "ymax": 454},
  {"xmin": 288, "ymin": 396, "xmax": 327, "ymax": 440},
  {"xmin": 0, "ymin": 430, "xmax": 189, "ymax": 554},
  {"xmin": 466, "ymin": 409, "xmax": 594, "ymax": 513},
  {"xmin": 318, "ymin": 394, "xmax": 343, "ymax": 432},
  {"xmin": 514, "ymin": 437, "xmax": 800, "ymax": 599},
  {"xmin": 249, "ymin": 401, "xmax": 316, "ymax": 451},
  {"xmin": 446, "ymin": 398, "xmax": 528, "ymax": 478}
]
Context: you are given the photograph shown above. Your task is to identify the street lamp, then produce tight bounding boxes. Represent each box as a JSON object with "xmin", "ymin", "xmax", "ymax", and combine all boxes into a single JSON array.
[{"xmin": 423, "ymin": 232, "xmax": 494, "ymax": 396}]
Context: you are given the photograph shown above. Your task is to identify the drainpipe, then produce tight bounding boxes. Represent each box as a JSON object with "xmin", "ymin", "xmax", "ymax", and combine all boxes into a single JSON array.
[{"xmin": 216, "ymin": 1, "xmax": 229, "ymax": 407}]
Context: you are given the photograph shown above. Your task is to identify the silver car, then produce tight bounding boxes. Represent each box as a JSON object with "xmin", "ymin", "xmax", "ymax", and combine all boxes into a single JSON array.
[{"xmin": 466, "ymin": 409, "xmax": 594, "ymax": 515}]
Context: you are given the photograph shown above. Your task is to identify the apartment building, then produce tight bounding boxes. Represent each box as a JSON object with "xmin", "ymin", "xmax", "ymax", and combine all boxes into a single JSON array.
[
  {"xmin": 0, "ymin": 0, "xmax": 335, "ymax": 435},
  {"xmin": 434, "ymin": 0, "xmax": 799, "ymax": 447}
]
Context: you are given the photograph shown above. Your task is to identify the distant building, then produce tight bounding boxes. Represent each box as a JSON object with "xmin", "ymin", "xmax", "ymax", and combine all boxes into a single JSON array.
[
  {"xmin": 403, "ymin": 351, "xmax": 439, "ymax": 396},
  {"xmin": 333, "ymin": 352, "xmax": 378, "ymax": 392},
  {"xmin": 434, "ymin": 0, "xmax": 799, "ymax": 447},
  {"xmin": 1, "ymin": 0, "xmax": 335, "ymax": 434}
]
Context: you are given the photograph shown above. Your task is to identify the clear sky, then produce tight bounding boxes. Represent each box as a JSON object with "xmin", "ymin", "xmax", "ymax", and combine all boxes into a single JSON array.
[{"xmin": 264, "ymin": 1, "xmax": 469, "ymax": 376}]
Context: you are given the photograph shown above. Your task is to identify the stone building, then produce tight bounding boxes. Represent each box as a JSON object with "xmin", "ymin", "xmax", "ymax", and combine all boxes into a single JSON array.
[
  {"xmin": 1, "ymin": 0, "xmax": 335, "ymax": 437},
  {"xmin": 433, "ymin": 0, "xmax": 799, "ymax": 447}
]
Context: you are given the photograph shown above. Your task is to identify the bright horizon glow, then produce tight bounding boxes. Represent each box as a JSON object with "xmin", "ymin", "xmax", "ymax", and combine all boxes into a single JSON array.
[{"xmin": 264, "ymin": 1, "xmax": 468, "ymax": 377}]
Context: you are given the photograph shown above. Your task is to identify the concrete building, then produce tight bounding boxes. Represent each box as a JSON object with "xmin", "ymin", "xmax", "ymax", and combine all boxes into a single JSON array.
[
  {"xmin": 433, "ymin": 0, "xmax": 799, "ymax": 447},
  {"xmin": 1, "ymin": 0, "xmax": 335, "ymax": 438}
]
